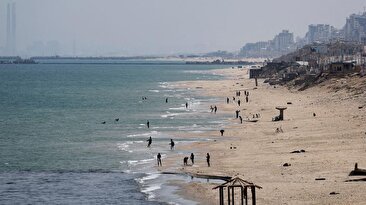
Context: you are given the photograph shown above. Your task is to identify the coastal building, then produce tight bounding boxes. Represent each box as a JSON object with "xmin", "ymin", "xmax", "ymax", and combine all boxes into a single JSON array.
[{"xmin": 326, "ymin": 62, "xmax": 355, "ymax": 74}]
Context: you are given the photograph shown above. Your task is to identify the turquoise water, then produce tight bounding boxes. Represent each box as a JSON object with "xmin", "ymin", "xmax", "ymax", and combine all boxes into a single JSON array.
[{"xmin": 0, "ymin": 61, "xmax": 228, "ymax": 204}]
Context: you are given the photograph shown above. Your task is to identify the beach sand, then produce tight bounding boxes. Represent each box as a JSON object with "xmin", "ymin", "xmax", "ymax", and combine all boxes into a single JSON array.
[{"xmin": 159, "ymin": 68, "xmax": 366, "ymax": 205}]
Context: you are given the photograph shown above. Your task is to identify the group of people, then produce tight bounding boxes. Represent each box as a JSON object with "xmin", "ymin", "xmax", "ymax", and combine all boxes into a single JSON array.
[
  {"xmin": 144, "ymin": 97, "xmax": 212, "ymax": 168},
  {"xmin": 183, "ymin": 153, "xmax": 210, "ymax": 167},
  {"xmin": 147, "ymin": 137, "xmax": 175, "ymax": 150},
  {"xmin": 155, "ymin": 149, "xmax": 210, "ymax": 168},
  {"xmin": 210, "ymin": 105, "xmax": 218, "ymax": 113}
]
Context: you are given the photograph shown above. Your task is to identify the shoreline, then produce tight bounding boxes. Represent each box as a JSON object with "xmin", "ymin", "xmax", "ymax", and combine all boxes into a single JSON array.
[{"xmin": 159, "ymin": 67, "xmax": 366, "ymax": 204}]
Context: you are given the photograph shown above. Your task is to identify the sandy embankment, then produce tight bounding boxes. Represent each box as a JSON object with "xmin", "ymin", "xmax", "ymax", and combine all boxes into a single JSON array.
[{"xmin": 160, "ymin": 68, "xmax": 366, "ymax": 205}]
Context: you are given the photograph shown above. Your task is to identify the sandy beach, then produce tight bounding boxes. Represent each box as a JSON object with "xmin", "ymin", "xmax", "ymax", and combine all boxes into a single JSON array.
[{"xmin": 160, "ymin": 67, "xmax": 366, "ymax": 205}]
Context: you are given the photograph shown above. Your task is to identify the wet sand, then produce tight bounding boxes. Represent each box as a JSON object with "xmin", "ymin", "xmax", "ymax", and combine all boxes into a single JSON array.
[{"xmin": 159, "ymin": 68, "xmax": 366, "ymax": 205}]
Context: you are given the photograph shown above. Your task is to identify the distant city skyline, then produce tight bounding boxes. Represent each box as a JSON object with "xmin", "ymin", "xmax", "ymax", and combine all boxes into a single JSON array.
[{"xmin": 0, "ymin": 0, "xmax": 365, "ymax": 57}]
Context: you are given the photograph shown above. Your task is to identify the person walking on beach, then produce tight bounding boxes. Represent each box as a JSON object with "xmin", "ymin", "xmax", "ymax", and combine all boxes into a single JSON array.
[
  {"xmin": 226, "ymin": 97, "xmax": 229, "ymax": 104},
  {"xmin": 183, "ymin": 157, "xmax": 188, "ymax": 166},
  {"xmin": 146, "ymin": 120, "xmax": 150, "ymax": 129},
  {"xmin": 206, "ymin": 153, "xmax": 210, "ymax": 167},
  {"xmin": 157, "ymin": 153, "xmax": 162, "ymax": 166},
  {"xmin": 147, "ymin": 136, "xmax": 152, "ymax": 147},
  {"xmin": 238, "ymin": 100, "xmax": 241, "ymax": 106},
  {"xmin": 235, "ymin": 110, "xmax": 240, "ymax": 119},
  {"xmin": 245, "ymin": 96, "xmax": 249, "ymax": 103},
  {"xmin": 220, "ymin": 129, "xmax": 224, "ymax": 136},
  {"xmin": 170, "ymin": 139, "xmax": 175, "ymax": 150},
  {"xmin": 239, "ymin": 116, "xmax": 243, "ymax": 124},
  {"xmin": 190, "ymin": 153, "xmax": 195, "ymax": 164}
]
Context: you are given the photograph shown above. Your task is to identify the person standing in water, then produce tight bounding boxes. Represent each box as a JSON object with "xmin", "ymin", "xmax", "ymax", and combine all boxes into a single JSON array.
[
  {"xmin": 147, "ymin": 136, "xmax": 152, "ymax": 147},
  {"xmin": 157, "ymin": 153, "xmax": 162, "ymax": 166},
  {"xmin": 190, "ymin": 153, "xmax": 195, "ymax": 164},
  {"xmin": 146, "ymin": 120, "xmax": 150, "ymax": 128},
  {"xmin": 166, "ymin": 98, "xmax": 168, "ymax": 103},
  {"xmin": 206, "ymin": 153, "xmax": 210, "ymax": 167},
  {"xmin": 214, "ymin": 106, "xmax": 217, "ymax": 113},
  {"xmin": 185, "ymin": 102, "xmax": 188, "ymax": 109},
  {"xmin": 170, "ymin": 139, "xmax": 175, "ymax": 150}
]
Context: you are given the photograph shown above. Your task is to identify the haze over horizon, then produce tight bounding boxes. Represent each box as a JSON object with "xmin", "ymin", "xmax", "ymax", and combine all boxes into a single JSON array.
[{"xmin": 0, "ymin": 0, "xmax": 365, "ymax": 57}]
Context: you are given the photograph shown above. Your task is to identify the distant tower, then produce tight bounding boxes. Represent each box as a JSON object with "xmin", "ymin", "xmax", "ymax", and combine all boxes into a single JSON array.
[
  {"xmin": 6, "ymin": 2, "xmax": 16, "ymax": 56},
  {"xmin": 6, "ymin": 3, "xmax": 11, "ymax": 54},
  {"xmin": 11, "ymin": 2, "xmax": 16, "ymax": 55}
]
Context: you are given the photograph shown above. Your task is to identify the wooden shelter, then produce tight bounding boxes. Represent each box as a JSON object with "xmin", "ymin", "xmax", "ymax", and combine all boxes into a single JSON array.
[{"xmin": 213, "ymin": 177, "xmax": 262, "ymax": 205}]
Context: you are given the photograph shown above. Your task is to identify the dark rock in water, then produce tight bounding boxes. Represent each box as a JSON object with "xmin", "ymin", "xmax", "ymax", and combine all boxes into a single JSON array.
[
  {"xmin": 315, "ymin": 178, "xmax": 326, "ymax": 181},
  {"xmin": 329, "ymin": 192, "xmax": 339, "ymax": 195},
  {"xmin": 283, "ymin": 163, "xmax": 291, "ymax": 167}
]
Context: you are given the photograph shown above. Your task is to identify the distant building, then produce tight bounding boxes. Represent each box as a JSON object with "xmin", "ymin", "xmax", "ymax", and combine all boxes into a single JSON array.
[
  {"xmin": 305, "ymin": 24, "xmax": 336, "ymax": 43},
  {"xmin": 344, "ymin": 12, "xmax": 366, "ymax": 42},
  {"xmin": 273, "ymin": 30, "xmax": 294, "ymax": 51},
  {"xmin": 239, "ymin": 30, "xmax": 295, "ymax": 58}
]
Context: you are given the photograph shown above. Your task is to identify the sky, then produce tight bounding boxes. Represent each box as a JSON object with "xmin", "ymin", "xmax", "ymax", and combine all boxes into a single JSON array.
[{"xmin": 0, "ymin": 0, "xmax": 365, "ymax": 56}]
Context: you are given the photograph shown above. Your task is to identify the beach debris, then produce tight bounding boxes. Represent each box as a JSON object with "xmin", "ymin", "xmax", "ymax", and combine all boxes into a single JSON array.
[
  {"xmin": 244, "ymin": 119, "xmax": 258, "ymax": 123},
  {"xmin": 349, "ymin": 163, "xmax": 366, "ymax": 176},
  {"xmin": 329, "ymin": 192, "xmax": 340, "ymax": 195},
  {"xmin": 287, "ymin": 102, "xmax": 292, "ymax": 105},
  {"xmin": 275, "ymin": 127, "xmax": 284, "ymax": 133},
  {"xmin": 315, "ymin": 178, "xmax": 326, "ymax": 181},
  {"xmin": 290, "ymin": 149, "xmax": 305, "ymax": 154},
  {"xmin": 283, "ymin": 163, "xmax": 291, "ymax": 167},
  {"xmin": 358, "ymin": 106, "xmax": 363, "ymax": 109},
  {"xmin": 313, "ymin": 113, "xmax": 316, "ymax": 117},
  {"xmin": 345, "ymin": 178, "xmax": 366, "ymax": 182}
]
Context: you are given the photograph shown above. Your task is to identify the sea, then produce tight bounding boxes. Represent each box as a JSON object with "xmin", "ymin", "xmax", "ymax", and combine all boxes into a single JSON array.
[{"xmin": 0, "ymin": 60, "xmax": 231, "ymax": 205}]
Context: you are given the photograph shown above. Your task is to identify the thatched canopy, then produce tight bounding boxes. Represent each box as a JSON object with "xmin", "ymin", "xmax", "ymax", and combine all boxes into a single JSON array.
[{"xmin": 213, "ymin": 177, "xmax": 262, "ymax": 190}]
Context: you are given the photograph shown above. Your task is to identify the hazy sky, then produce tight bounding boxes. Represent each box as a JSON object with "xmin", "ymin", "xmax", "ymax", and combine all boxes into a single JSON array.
[{"xmin": 0, "ymin": 0, "xmax": 365, "ymax": 56}]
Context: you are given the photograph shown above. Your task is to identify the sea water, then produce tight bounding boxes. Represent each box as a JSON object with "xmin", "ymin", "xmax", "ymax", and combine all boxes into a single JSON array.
[{"xmin": 0, "ymin": 60, "xmax": 229, "ymax": 204}]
